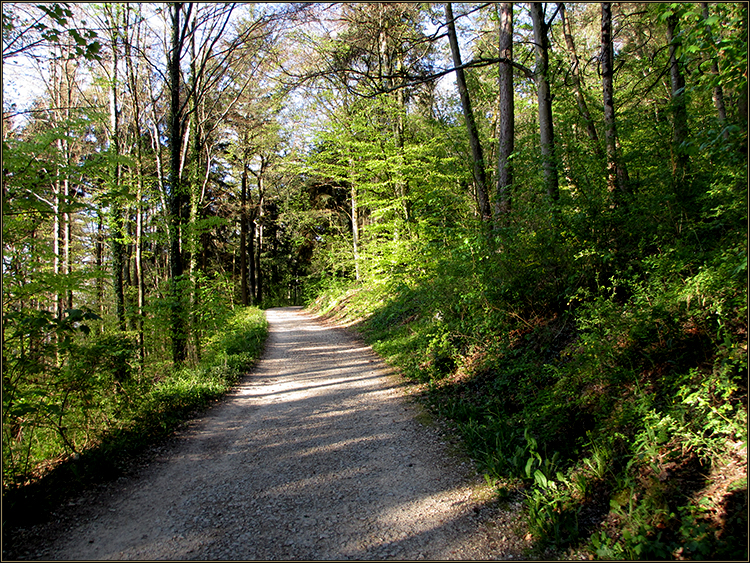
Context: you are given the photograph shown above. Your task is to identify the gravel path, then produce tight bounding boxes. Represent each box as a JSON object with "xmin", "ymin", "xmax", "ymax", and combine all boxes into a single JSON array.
[{"xmin": 36, "ymin": 307, "xmax": 530, "ymax": 560}]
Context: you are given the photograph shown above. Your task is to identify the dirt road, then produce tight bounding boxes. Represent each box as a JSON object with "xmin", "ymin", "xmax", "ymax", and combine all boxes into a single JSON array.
[{"xmin": 33, "ymin": 307, "xmax": 529, "ymax": 560}]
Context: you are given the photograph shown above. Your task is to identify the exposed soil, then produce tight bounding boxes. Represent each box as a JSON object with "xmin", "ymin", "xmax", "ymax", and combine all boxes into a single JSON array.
[{"xmin": 5, "ymin": 307, "xmax": 538, "ymax": 560}]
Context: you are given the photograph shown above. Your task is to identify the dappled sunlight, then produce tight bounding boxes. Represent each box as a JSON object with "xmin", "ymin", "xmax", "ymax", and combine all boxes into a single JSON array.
[{"xmin": 39, "ymin": 306, "xmax": 510, "ymax": 561}]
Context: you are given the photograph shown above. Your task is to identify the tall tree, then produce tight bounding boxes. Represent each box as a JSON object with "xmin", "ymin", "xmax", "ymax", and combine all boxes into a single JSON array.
[
  {"xmin": 445, "ymin": 2, "xmax": 491, "ymax": 222},
  {"xmin": 665, "ymin": 9, "xmax": 690, "ymax": 184},
  {"xmin": 601, "ymin": 2, "xmax": 628, "ymax": 199},
  {"xmin": 122, "ymin": 2, "xmax": 147, "ymax": 360},
  {"xmin": 102, "ymin": 3, "xmax": 126, "ymax": 331},
  {"xmin": 530, "ymin": 2, "xmax": 559, "ymax": 202},
  {"xmin": 166, "ymin": 2, "xmax": 191, "ymax": 364},
  {"xmin": 701, "ymin": 2, "xmax": 728, "ymax": 140},
  {"xmin": 495, "ymin": 2, "xmax": 514, "ymax": 220},
  {"xmin": 558, "ymin": 3, "xmax": 603, "ymax": 158}
]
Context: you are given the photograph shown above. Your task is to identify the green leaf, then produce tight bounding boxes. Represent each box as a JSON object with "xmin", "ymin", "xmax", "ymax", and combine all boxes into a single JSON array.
[
  {"xmin": 534, "ymin": 469, "xmax": 548, "ymax": 488},
  {"xmin": 704, "ymin": 14, "xmax": 719, "ymax": 27}
]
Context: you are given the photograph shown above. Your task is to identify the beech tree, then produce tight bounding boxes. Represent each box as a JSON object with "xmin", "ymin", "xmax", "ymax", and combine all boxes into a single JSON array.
[{"xmin": 558, "ymin": 2, "xmax": 602, "ymax": 158}]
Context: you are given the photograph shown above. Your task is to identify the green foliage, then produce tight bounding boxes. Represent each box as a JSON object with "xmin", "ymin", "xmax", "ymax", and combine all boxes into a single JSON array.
[
  {"xmin": 2, "ymin": 307, "xmax": 267, "ymax": 503},
  {"xmin": 307, "ymin": 138, "xmax": 747, "ymax": 556}
]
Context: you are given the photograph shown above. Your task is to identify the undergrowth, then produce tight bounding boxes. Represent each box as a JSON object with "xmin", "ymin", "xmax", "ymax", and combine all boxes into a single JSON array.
[
  {"xmin": 309, "ymin": 186, "xmax": 747, "ymax": 560},
  {"xmin": 2, "ymin": 306, "xmax": 267, "ymax": 528}
]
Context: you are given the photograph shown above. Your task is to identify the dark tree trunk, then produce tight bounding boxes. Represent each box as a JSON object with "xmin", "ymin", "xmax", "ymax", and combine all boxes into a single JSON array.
[
  {"xmin": 601, "ymin": 2, "xmax": 628, "ymax": 200},
  {"xmin": 255, "ymin": 218, "xmax": 263, "ymax": 305},
  {"xmin": 107, "ymin": 7, "xmax": 126, "ymax": 331},
  {"xmin": 666, "ymin": 11, "xmax": 690, "ymax": 184},
  {"xmin": 530, "ymin": 2, "xmax": 559, "ymax": 202},
  {"xmin": 559, "ymin": 3, "xmax": 603, "ymax": 157},
  {"xmin": 168, "ymin": 2, "xmax": 187, "ymax": 364},
  {"xmin": 701, "ymin": 2, "xmax": 728, "ymax": 139},
  {"xmin": 445, "ymin": 2, "xmax": 491, "ymax": 221},
  {"xmin": 248, "ymin": 213, "xmax": 256, "ymax": 302},
  {"xmin": 96, "ymin": 210, "xmax": 104, "ymax": 323},
  {"xmin": 496, "ymin": 2, "xmax": 514, "ymax": 220}
]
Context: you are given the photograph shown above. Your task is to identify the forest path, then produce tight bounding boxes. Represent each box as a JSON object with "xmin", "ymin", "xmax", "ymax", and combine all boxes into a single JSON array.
[{"xmin": 45, "ymin": 306, "xmax": 528, "ymax": 560}]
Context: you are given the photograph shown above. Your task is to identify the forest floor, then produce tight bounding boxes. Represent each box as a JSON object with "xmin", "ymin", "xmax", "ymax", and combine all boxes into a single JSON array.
[{"xmin": 5, "ymin": 306, "xmax": 561, "ymax": 560}]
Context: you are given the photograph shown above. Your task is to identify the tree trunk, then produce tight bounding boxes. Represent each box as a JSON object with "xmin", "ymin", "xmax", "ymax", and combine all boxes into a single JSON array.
[
  {"xmin": 559, "ymin": 3, "xmax": 603, "ymax": 157},
  {"xmin": 255, "ymin": 174, "xmax": 264, "ymax": 305},
  {"xmin": 349, "ymin": 153, "xmax": 361, "ymax": 281},
  {"xmin": 601, "ymin": 2, "xmax": 628, "ymax": 200},
  {"xmin": 95, "ymin": 210, "xmax": 104, "ymax": 323},
  {"xmin": 248, "ymin": 211, "xmax": 256, "ymax": 303},
  {"xmin": 530, "ymin": 2, "xmax": 559, "ymax": 202},
  {"xmin": 188, "ymin": 56, "xmax": 200, "ymax": 360},
  {"xmin": 701, "ymin": 2, "xmax": 729, "ymax": 139},
  {"xmin": 255, "ymin": 218, "xmax": 263, "ymax": 306},
  {"xmin": 240, "ymin": 163, "xmax": 250, "ymax": 306},
  {"xmin": 394, "ymin": 50, "xmax": 410, "ymax": 233},
  {"xmin": 665, "ymin": 11, "xmax": 690, "ymax": 184},
  {"xmin": 51, "ymin": 55, "xmax": 65, "ymax": 323},
  {"xmin": 445, "ymin": 2, "xmax": 491, "ymax": 221},
  {"xmin": 123, "ymin": 3, "xmax": 146, "ymax": 363},
  {"xmin": 495, "ymin": 2, "xmax": 514, "ymax": 220},
  {"xmin": 53, "ymin": 175, "xmax": 62, "ymax": 320},
  {"xmin": 109, "ymin": 21, "xmax": 126, "ymax": 331},
  {"xmin": 63, "ymin": 156, "xmax": 72, "ymax": 312},
  {"xmin": 168, "ymin": 2, "xmax": 187, "ymax": 364}
]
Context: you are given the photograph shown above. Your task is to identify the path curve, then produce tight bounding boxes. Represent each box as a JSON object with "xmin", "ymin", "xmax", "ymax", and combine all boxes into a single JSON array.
[{"xmin": 42, "ymin": 307, "xmax": 527, "ymax": 560}]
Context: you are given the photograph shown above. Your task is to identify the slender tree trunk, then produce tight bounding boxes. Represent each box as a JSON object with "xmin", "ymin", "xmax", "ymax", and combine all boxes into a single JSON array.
[
  {"xmin": 124, "ymin": 2, "xmax": 146, "ymax": 363},
  {"xmin": 95, "ymin": 210, "xmax": 104, "ymax": 323},
  {"xmin": 559, "ymin": 3, "xmax": 603, "ymax": 158},
  {"xmin": 188, "ymin": 19, "xmax": 204, "ymax": 361},
  {"xmin": 53, "ymin": 175, "xmax": 62, "ymax": 320},
  {"xmin": 135, "ymin": 178, "xmax": 144, "ymax": 359},
  {"xmin": 61, "ymin": 56, "xmax": 74, "ymax": 313},
  {"xmin": 665, "ymin": 12, "xmax": 690, "ymax": 184},
  {"xmin": 255, "ymin": 173, "xmax": 264, "ymax": 305},
  {"xmin": 168, "ymin": 2, "xmax": 187, "ymax": 364},
  {"xmin": 394, "ymin": 51, "xmax": 409, "ymax": 232},
  {"xmin": 248, "ymin": 211, "xmax": 256, "ymax": 302},
  {"xmin": 530, "ymin": 2, "xmax": 559, "ymax": 202},
  {"xmin": 349, "ymin": 153, "xmax": 361, "ymax": 281},
  {"xmin": 701, "ymin": 2, "xmax": 729, "ymax": 139},
  {"xmin": 601, "ymin": 2, "xmax": 628, "ymax": 200},
  {"xmin": 240, "ymin": 163, "xmax": 249, "ymax": 306},
  {"xmin": 109, "ymin": 20, "xmax": 126, "ymax": 331},
  {"xmin": 255, "ymin": 218, "xmax": 263, "ymax": 306},
  {"xmin": 63, "ymin": 156, "xmax": 72, "ymax": 311},
  {"xmin": 51, "ymin": 56, "xmax": 64, "ymax": 323},
  {"xmin": 496, "ymin": 2, "xmax": 514, "ymax": 220},
  {"xmin": 445, "ymin": 2, "xmax": 491, "ymax": 221}
]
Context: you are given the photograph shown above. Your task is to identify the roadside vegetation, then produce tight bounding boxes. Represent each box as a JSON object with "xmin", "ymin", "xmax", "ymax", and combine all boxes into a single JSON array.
[
  {"xmin": 2, "ymin": 306, "xmax": 267, "ymax": 525},
  {"xmin": 309, "ymin": 181, "xmax": 747, "ymax": 559}
]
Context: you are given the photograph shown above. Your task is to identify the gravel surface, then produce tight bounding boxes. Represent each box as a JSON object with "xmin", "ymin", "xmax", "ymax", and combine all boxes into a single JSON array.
[{"xmin": 17, "ymin": 307, "xmax": 533, "ymax": 560}]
